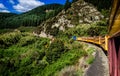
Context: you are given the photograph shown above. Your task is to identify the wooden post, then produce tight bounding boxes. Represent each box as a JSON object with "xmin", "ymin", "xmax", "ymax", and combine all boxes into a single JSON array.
[
  {"xmin": 99, "ymin": 36, "xmax": 101, "ymax": 44},
  {"xmin": 105, "ymin": 35, "xmax": 109, "ymax": 51}
]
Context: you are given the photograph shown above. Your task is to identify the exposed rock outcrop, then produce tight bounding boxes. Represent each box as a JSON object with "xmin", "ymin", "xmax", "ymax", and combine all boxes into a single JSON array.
[{"xmin": 35, "ymin": 0, "xmax": 104, "ymax": 38}]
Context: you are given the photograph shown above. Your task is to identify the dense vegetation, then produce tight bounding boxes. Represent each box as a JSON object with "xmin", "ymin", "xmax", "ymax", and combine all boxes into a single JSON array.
[
  {"xmin": 84, "ymin": 0, "xmax": 112, "ymax": 17},
  {"xmin": 67, "ymin": 21, "xmax": 107, "ymax": 36},
  {"xmin": 84, "ymin": 0, "xmax": 112, "ymax": 10},
  {"xmin": 64, "ymin": 0, "xmax": 71, "ymax": 10},
  {"xmin": 0, "ymin": 4, "xmax": 63, "ymax": 29},
  {"xmin": 48, "ymin": 21, "xmax": 107, "ymax": 38},
  {"xmin": 0, "ymin": 13, "xmax": 17, "ymax": 30},
  {"xmin": 0, "ymin": 13, "xmax": 17, "ymax": 19},
  {"xmin": 0, "ymin": 19, "xmax": 107, "ymax": 75},
  {"xmin": 0, "ymin": 0, "xmax": 110, "ymax": 75},
  {"xmin": 0, "ymin": 31, "xmax": 93, "ymax": 76}
]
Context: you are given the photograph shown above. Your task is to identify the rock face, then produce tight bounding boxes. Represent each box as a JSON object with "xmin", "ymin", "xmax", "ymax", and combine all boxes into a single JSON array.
[
  {"xmin": 35, "ymin": 0, "xmax": 104, "ymax": 37},
  {"xmin": 84, "ymin": 48, "xmax": 109, "ymax": 76}
]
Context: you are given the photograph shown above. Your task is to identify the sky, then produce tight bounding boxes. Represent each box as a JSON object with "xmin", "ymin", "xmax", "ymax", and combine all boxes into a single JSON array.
[{"xmin": 0, "ymin": 0, "xmax": 68, "ymax": 14}]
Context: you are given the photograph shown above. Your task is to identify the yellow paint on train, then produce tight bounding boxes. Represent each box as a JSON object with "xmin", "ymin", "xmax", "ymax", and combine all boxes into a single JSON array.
[
  {"xmin": 76, "ymin": 36, "xmax": 109, "ymax": 51},
  {"xmin": 109, "ymin": 0, "xmax": 120, "ymax": 37}
]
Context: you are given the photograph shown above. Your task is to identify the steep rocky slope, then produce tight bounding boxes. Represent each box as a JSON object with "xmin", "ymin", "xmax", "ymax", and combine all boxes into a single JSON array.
[{"xmin": 34, "ymin": 0, "xmax": 104, "ymax": 38}]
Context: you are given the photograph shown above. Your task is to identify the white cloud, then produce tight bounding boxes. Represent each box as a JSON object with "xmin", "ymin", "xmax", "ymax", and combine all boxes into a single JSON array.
[
  {"xmin": 0, "ymin": 3, "xmax": 10, "ymax": 13},
  {"xmin": 0, "ymin": 9, "xmax": 10, "ymax": 13},
  {"xmin": 13, "ymin": 0, "xmax": 45, "ymax": 12},
  {"xmin": 9, "ymin": 0, "xmax": 15, "ymax": 4},
  {"xmin": 0, "ymin": 3, "xmax": 6, "ymax": 9}
]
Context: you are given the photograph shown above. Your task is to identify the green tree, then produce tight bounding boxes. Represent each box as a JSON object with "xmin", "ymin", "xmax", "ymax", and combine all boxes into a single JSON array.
[
  {"xmin": 46, "ymin": 39, "xmax": 65, "ymax": 63},
  {"xmin": 72, "ymin": 0, "xmax": 77, "ymax": 3},
  {"xmin": 64, "ymin": 0, "xmax": 71, "ymax": 11}
]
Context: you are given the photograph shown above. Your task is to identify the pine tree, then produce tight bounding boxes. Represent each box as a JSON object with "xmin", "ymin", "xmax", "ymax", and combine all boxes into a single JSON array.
[
  {"xmin": 64, "ymin": 0, "xmax": 71, "ymax": 11},
  {"xmin": 72, "ymin": 0, "xmax": 77, "ymax": 3}
]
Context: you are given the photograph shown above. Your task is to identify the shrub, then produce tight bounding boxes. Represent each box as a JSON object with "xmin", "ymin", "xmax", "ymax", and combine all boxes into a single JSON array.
[
  {"xmin": 35, "ymin": 38, "xmax": 50, "ymax": 49},
  {"xmin": 18, "ymin": 36, "xmax": 36, "ymax": 46},
  {"xmin": 87, "ymin": 26, "xmax": 107, "ymax": 36},
  {"xmin": 96, "ymin": 20, "xmax": 107, "ymax": 26},
  {"xmin": 46, "ymin": 39, "xmax": 65, "ymax": 63},
  {"xmin": 50, "ymin": 27, "xmax": 59, "ymax": 36},
  {"xmin": 18, "ymin": 26, "xmax": 36, "ymax": 32},
  {"xmin": 0, "ymin": 29, "xmax": 13, "ymax": 34},
  {"xmin": 0, "ymin": 32, "xmax": 21, "ymax": 48},
  {"xmin": 101, "ymin": 9, "xmax": 110, "ymax": 18}
]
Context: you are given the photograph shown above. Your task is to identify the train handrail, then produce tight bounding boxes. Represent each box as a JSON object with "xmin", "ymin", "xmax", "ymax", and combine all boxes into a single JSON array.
[{"xmin": 72, "ymin": 35, "xmax": 110, "ymax": 51}]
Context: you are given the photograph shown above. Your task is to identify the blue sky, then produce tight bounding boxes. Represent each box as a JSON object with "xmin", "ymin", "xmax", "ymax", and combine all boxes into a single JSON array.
[{"xmin": 0, "ymin": 0, "xmax": 69, "ymax": 14}]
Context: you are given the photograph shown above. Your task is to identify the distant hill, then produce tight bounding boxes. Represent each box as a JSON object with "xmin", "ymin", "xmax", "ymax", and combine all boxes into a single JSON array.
[
  {"xmin": 0, "ymin": 4, "xmax": 63, "ymax": 29},
  {"xmin": 0, "ymin": 13, "xmax": 17, "ymax": 19}
]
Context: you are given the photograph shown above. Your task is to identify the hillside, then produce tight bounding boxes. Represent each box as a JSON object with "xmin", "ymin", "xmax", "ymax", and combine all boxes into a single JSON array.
[
  {"xmin": 0, "ymin": 12, "xmax": 17, "ymax": 19},
  {"xmin": 35, "ymin": 0, "xmax": 109, "ymax": 38},
  {"xmin": 0, "ymin": 0, "xmax": 112, "ymax": 76},
  {"xmin": 0, "ymin": 13, "xmax": 17, "ymax": 29},
  {"xmin": 0, "ymin": 4, "xmax": 63, "ymax": 29},
  {"xmin": 0, "ymin": 31, "xmax": 97, "ymax": 76}
]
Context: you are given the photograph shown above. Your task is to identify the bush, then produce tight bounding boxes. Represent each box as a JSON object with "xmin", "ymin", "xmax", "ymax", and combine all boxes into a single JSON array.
[
  {"xmin": 101, "ymin": 9, "xmax": 110, "ymax": 18},
  {"xmin": 96, "ymin": 20, "xmax": 107, "ymax": 26},
  {"xmin": 87, "ymin": 26, "xmax": 107, "ymax": 36},
  {"xmin": 18, "ymin": 36, "xmax": 36, "ymax": 46},
  {"xmin": 0, "ymin": 32, "xmax": 21, "ymax": 48},
  {"xmin": 46, "ymin": 39, "xmax": 65, "ymax": 63},
  {"xmin": 0, "ymin": 29, "xmax": 13, "ymax": 34},
  {"xmin": 63, "ymin": 24, "xmax": 89, "ymax": 37},
  {"xmin": 18, "ymin": 26, "xmax": 36, "ymax": 32},
  {"xmin": 35, "ymin": 38, "xmax": 50, "ymax": 49}
]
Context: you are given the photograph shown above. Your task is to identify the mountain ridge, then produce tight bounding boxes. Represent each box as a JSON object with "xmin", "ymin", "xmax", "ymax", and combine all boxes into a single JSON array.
[{"xmin": 0, "ymin": 4, "xmax": 63, "ymax": 29}]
